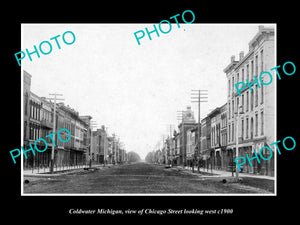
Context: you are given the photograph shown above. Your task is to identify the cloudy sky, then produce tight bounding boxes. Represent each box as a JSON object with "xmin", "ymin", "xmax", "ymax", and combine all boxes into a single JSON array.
[{"xmin": 22, "ymin": 23, "xmax": 273, "ymax": 159}]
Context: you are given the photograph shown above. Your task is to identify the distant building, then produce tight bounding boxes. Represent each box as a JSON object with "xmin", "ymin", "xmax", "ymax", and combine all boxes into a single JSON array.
[
  {"xmin": 107, "ymin": 136, "xmax": 113, "ymax": 164},
  {"xmin": 173, "ymin": 131, "xmax": 180, "ymax": 166},
  {"xmin": 208, "ymin": 103, "xmax": 228, "ymax": 170},
  {"xmin": 186, "ymin": 126, "xmax": 196, "ymax": 166},
  {"xmin": 178, "ymin": 106, "xmax": 196, "ymax": 166},
  {"xmin": 200, "ymin": 116, "xmax": 211, "ymax": 169},
  {"xmin": 92, "ymin": 126, "xmax": 109, "ymax": 164}
]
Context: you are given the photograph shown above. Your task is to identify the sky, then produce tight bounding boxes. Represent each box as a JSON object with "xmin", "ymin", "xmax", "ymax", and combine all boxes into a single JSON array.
[{"xmin": 22, "ymin": 23, "xmax": 273, "ymax": 159}]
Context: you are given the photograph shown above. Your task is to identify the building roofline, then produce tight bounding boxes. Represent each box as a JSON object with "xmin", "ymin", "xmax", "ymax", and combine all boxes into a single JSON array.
[{"xmin": 223, "ymin": 61, "xmax": 239, "ymax": 73}]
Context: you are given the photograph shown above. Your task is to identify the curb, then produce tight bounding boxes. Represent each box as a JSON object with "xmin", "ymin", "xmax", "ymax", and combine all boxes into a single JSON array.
[{"xmin": 23, "ymin": 166, "xmax": 108, "ymax": 178}]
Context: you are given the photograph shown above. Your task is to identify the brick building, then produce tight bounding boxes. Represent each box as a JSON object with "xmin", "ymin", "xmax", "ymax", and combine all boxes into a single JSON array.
[
  {"xmin": 178, "ymin": 106, "xmax": 196, "ymax": 166},
  {"xmin": 224, "ymin": 25, "xmax": 275, "ymax": 176}
]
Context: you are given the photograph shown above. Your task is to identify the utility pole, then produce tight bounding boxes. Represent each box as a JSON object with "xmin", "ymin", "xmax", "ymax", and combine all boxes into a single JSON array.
[
  {"xmin": 191, "ymin": 90, "xmax": 208, "ymax": 172},
  {"xmin": 47, "ymin": 93, "xmax": 64, "ymax": 174}
]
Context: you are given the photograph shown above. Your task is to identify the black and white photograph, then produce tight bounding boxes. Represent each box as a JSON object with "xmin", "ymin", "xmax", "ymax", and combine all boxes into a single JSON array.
[
  {"xmin": 4, "ymin": 4, "xmax": 298, "ymax": 221},
  {"xmin": 20, "ymin": 23, "xmax": 276, "ymax": 195}
]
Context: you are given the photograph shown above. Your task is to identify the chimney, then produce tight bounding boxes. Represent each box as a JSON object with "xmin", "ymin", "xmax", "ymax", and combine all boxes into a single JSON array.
[
  {"xmin": 259, "ymin": 25, "xmax": 264, "ymax": 31},
  {"xmin": 231, "ymin": 55, "xmax": 235, "ymax": 63},
  {"xmin": 239, "ymin": 51, "xmax": 244, "ymax": 61}
]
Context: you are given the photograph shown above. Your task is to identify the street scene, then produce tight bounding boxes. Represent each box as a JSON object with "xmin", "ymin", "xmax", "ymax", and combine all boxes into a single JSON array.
[
  {"xmin": 22, "ymin": 24, "xmax": 276, "ymax": 195},
  {"xmin": 24, "ymin": 162, "xmax": 274, "ymax": 194}
]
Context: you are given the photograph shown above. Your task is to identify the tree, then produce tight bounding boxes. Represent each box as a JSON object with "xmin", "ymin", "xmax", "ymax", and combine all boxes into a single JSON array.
[
  {"xmin": 145, "ymin": 151, "xmax": 155, "ymax": 163},
  {"xmin": 127, "ymin": 151, "xmax": 141, "ymax": 163}
]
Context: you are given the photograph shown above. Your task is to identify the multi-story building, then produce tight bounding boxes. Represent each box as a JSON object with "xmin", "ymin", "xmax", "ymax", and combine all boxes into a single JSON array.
[
  {"xmin": 92, "ymin": 126, "xmax": 109, "ymax": 164},
  {"xmin": 107, "ymin": 136, "xmax": 113, "ymax": 164},
  {"xmin": 209, "ymin": 107, "xmax": 221, "ymax": 170},
  {"xmin": 208, "ymin": 103, "xmax": 228, "ymax": 170},
  {"xmin": 99, "ymin": 126, "xmax": 108, "ymax": 164},
  {"xmin": 79, "ymin": 115, "xmax": 92, "ymax": 165},
  {"xmin": 165, "ymin": 136, "xmax": 174, "ymax": 165},
  {"xmin": 173, "ymin": 130, "xmax": 180, "ymax": 166},
  {"xmin": 23, "ymin": 71, "xmax": 31, "ymax": 153},
  {"xmin": 39, "ymin": 97, "xmax": 54, "ymax": 167},
  {"xmin": 224, "ymin": 25, "xmax": 275, "ymax": 176},
  {"xmin": 111, "ymin": 134, "xmax": 118, "ymax": 164},
  {"xmin": 220, "ymin": 103, "xmax": 228, "ymax": 170},
  {"xmin": 200, "ymin": 116, "xmax": 211, "ymax": 169},
  {"xmin": 178, "ymin": 106, "xmax": 196, "ymax": 166},
  {"xmin": 56, "ymin": 103, "xmax": 88, "ymax": 167},
  {"xmin": 186, "ymin": 126, "xmax": 196, "ymax": 166},
  {"xmin": 23, "ymin": 91, "xmax": 42, "ymax": 169},
  {"xmin": 22, "ymin": 70, "xmax": 125, "ymax": 171}
]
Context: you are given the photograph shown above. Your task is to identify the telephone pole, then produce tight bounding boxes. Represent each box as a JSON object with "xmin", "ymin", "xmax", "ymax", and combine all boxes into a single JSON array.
[
  {"xmin": 191, "ymin": 90, "xmax": 208, "ymax": 171},
  {"xmin": 46, "ymin": 93, "xmax": 64, "ymax": 174}
]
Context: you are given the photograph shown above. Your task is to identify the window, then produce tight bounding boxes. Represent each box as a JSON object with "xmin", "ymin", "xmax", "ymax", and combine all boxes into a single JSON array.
[
  {"xmin": 237, "ymin": 73, "xmax": 239, "ymax": 83},
  {"xmin": 232, "ymin": 122, "xmax": 234, "ymax": 142},
  {"xmin": 261, "ymin": 111, "xmax": 264, "ymax": 135},
  {"xmin": 228, "ymin": 124, "xmax": 231, "ymax": 142},
  {"xmin": 246, "ymin": 118, "xmax": 249, "ymax": 139},
  {"xmin": 250, "ymin": 117, "xmax": 253, "ymax": 139},
  {"xmin": 228, "ymin": 102, "xmax": 231, "ymax": 119},
  {"xmin": 260, "ymin": 50, "xmax": 264, "ymax": 73},
  {"xmin": 261, "ymin": 79, "xmax": 264, "ymax": 104},
  {"xmin": 24, "ymin": 93, "xmax": 28, "ymax": 116},
  {"xmin": 255, "ymin": 55, "xmax": 258, "ymax": 76},
  {"xmin": 246, "ymin": 91, "xmax": 249, "ymax": 112},
  {"xmin": 228, "ymin": 79, "xmax": 230, "ymax": 94},
  {"xmin": 232, "ymin": 100, "xmax": 234, "ymax": 118},
  {"xmin": 232, "ymin": 76, "xmax": 234, "ymax": 93},
  {"xmin": 246, "ymin": 64, "xmax": 249, "ymax": 81},
  {"xmin": 30, "ymin": 104, "xmax": 33, "ymax": 118},
  {"xmin": 242, "ymin": 94, "xmax": 244, "ymax": 112},
  {"xmin": 241, "ymin": 119, "xmax": 244, "ymax": 139},
  {"xmin": 251, "ymin": 91, "xmax": 254, "ymax": 111},
  {"xmin": 242, "ymin": 69, "xmax": 244, "ymax": 83},
  {"xmin": 251, "ymin": 60, "xmax": 254, "ymax": 80},
  {"xmin": 255, "ymin": 113, "xmax": 258, "ymax": 136},
  {"xmin": 255, "ymin": 85, "xmax": 258, "ymax": 107}
]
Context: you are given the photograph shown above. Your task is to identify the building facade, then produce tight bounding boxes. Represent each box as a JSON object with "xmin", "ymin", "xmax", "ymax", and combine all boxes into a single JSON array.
[
  {"xmin": 224, "ymin": 25, "xmax": 275, "ymax": 176},
  {"xmin": 186, "ymin": 126, "xmax": 196, "ymax": 166},
  {"xmin": 209, "ymin": 107, "xmax": 221, "ymax": 170},
  {"xmin": 23, "ymin": 71, "xmax": 92, "ymax": 171},
  {"xmin": 208, "ymin": 103, "xmax": 228, "ymax": 170},
  {"xmin": 178, "ymin": 106, "xmax": 196, "ymax": 166},
  {"xmin": 200, "ymin": 116, "xmax": 211, "ymax": 169}
]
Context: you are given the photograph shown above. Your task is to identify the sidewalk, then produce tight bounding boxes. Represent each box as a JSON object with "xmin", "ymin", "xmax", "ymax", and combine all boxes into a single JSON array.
[
  {"xmin": 23, "ymin": 164, "xmax": 113, "ymax": 177},
  {"xmin": 175, "ymin": 166, "xmax": 275, "ymax": 180}
]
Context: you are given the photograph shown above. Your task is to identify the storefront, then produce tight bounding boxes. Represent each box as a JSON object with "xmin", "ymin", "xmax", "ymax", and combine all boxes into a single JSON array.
[{"xmin": 253, "ymin": 140, "xmax": 274, "ymax": 176}]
